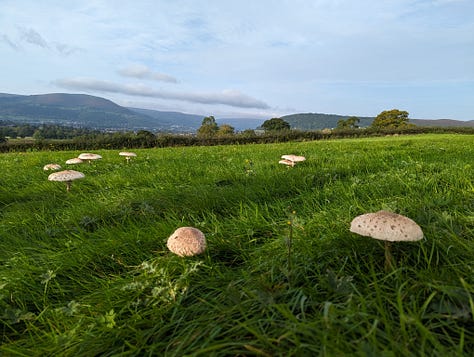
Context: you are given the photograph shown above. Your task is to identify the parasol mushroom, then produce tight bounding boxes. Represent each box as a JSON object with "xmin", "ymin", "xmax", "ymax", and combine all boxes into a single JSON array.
[
  {"xmin": 66, "ymin": 158, "xmax": 83, "ymax": 165},
  {"xmin": 279, "ymin": 159, "xmax": 295, "ymax": 167},
  {"xmin": 166, "ymin": 227, "xmax": 207, "ymax": 257},
  {"xmin": 350, "ymin": 210, "xmax": 423, "ymax": 270},
  {"xmin": 119, "ymin": 151, "xmax": 137, "ymax": 163},
  {"xmin": 281, "ymin": 154, "xmax": 306, "ymax": 163},
  {"xmin": 43, "ymin": 163, "xmax": 62, "ymax": 171},
  {"xmin": 78, "ymin": 153, "xmax": 102, "ymax": 164},
  {"xmin": 48, "ymin": 170, "xmax": 85, "ymax": 192}
]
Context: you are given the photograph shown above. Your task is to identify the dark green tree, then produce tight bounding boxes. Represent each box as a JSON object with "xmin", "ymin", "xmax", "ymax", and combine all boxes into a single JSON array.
[
  {"xmin": 372, "ymin": 109, "xmax": 410, "ymax": 128},
  {"xmin": 337, "ymin": 116, "xmax": 360, "ymax": 129},
  {"xmin": 197, "ymin": 116, "xmax": 219, "ymax": 137},
  {"xmin": 261, "ymin": 118, "xmax": 291, "ymax": 131}
]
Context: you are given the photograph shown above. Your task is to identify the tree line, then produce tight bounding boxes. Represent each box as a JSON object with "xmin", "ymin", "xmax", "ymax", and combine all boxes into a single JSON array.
[{"xmin": 1, "ymin": 110, "xmax": 472, "ymax": 151}]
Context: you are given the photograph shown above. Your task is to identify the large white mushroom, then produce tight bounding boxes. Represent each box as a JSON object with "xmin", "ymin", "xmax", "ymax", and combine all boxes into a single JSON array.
[
  {"xmin": 78, "ymin": 153, "xmax": 102, "ymax": 164},
  {"xmin": 350, "ymin": 210, "xmax": 423, "ymax": 270},
  {"xmin": 166, "ymin": 227, "xmax": 207, "ymax": 257},
  {"xmin": 281, "ymin": 154, "xmax": 306, "ymax": 163},
  {"xmin": 119, "ymin": 151, "xmax": 137, "ymax": 163},
  {"xmin": 48, "ymin": 170, "xmax": 85, "ymax": 192}
]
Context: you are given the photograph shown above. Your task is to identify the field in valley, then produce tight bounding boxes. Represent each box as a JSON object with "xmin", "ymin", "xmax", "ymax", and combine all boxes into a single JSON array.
[{"xmin": 1, "ymin": 133, "xmax": 473, "ymax": 356}]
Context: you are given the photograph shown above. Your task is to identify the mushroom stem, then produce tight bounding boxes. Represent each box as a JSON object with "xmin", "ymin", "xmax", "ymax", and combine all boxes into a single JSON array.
[
  {"xmin": 66, "ymin": 181, "xmax": 72, "ymax": 192},
  {"xmin": 384, "ymin": 241, "xmax": 393, "ymax": 271}
]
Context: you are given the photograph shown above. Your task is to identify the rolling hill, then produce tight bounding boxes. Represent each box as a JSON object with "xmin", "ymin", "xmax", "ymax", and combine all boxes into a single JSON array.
[
  {"xmin": 281, "ymin": 113, "xmax": 474, "ymax": 130},
  {"xmin": 0, "ymin": 93, "xmax": 472, "ymax": 132}
]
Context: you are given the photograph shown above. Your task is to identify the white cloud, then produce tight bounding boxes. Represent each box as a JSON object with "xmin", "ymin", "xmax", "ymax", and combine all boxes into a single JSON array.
[{"xmin": 53, "ymin": 77, "xmax": 270, "ymax": 109}]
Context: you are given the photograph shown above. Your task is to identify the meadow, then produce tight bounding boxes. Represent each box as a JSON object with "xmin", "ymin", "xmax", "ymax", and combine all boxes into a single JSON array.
[{"xmin": 0, "ymin": 133, "xmax": 473, "ymax": 356}]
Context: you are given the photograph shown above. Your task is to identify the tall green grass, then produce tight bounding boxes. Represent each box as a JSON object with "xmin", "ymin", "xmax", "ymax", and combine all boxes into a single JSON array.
[{"xmin": 1, "ymin": 134, "xmax": 473, "ymax": 356}]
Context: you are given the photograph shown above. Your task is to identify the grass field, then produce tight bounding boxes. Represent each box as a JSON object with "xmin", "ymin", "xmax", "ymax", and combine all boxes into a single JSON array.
[{"xmin": 1, "ymin": 133, "xmax": 473, "ymax": 356}]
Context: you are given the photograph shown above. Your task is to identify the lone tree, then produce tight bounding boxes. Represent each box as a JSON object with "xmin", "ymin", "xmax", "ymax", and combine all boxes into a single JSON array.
[
  {"xmin": 197, "ymin": 116, "xmax": 219, "ymax": 137},
  {"xmin": 372, "ymin": 109, "xmax": 410, "ymax": 129},
  {"xmin": 261, "ymin": 118, "xmax": 290, "ymax": 131},
  {"xmin": 337, "ymin": 116, "xmax": 360, "ymax": 129}
]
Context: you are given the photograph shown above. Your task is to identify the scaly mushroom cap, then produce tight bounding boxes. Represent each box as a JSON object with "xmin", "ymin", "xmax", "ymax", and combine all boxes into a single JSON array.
[
  {"xmin": 78, "ymin": 153, "xmax": 102, "ymax": 161},
  {"xmin": 281, "ymin": 154, "xmax": 306, "ymax": 162},
  {"xmin": 43, "ymin": 163, "xmax": 62, "ymax": 171},
  {"xmin": 48, "ymin": 170, "xmax": 85, "ymax": 182},
  {"xmin": 350, "ymin": 210, "xmax": 423, "ymax": 242},
  {"xmin": 166, "ymin": 227, "xmax": 206, "ymax": 257},
  {"xmin": 119, "ymin": 151, "xmax": 137, "ymax": 157},
  {"xmin": 65, "ymin": 158, "xmax": 83, "ymax": 164},
  {"xmin": 279, "ymin": 159, "xmax": 295, "ymax": 167}
]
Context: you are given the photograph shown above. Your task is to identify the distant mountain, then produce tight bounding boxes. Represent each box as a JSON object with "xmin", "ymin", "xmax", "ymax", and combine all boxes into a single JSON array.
[
  {"xmin": 128, "ymin": 107, "xmax": 204, "ymax": 132},
  {"xmin": 0, "ymin": 92, "xmax": 471, "ymax": 132},
  {"xmin": 281, "ymin": 112, "xmax": 474, "ymax": 130},
  {"xmin": 409, "ymin": 118, "xmax": 474, "ymax": 127},
  {"xmin": 0, "ymin": 93, "xmax": 160, "ymax": 130}
]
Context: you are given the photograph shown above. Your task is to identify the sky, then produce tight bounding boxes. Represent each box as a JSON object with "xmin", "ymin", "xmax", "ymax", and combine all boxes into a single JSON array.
[{"xmin": 1, "ymin": 0, "xmax": 473, "ymax": 120}]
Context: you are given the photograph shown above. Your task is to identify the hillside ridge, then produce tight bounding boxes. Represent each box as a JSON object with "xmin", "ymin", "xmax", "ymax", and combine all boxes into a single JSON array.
[{"xmin": 0, "ymin": 92, "xmax": 472, "ymax": 131}]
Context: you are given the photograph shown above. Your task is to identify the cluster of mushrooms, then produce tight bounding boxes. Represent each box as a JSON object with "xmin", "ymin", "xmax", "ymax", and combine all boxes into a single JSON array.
[
  {"xmin": 43, "ymin": 151, "xmax": 137, "ymax": 192},
  {"xmin": 44, "ymin": 150, "xmax": 424, "ymax": 268}
]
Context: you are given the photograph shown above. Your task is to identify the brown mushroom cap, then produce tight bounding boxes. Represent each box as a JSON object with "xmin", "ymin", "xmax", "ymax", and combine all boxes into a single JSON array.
[
  {"xmin": 66, "ymin": 158, "xmax": 84, "ymax": 164},
  {"xmin": 281, "ymin": 154, "xmax": 306, "ymax": 162},
  {"xmin": 48, "ymin": 170, "xmax": 85, "ymax": 182},
  {"xmin": 43, "ymin": 163, "xmax": 62, "ymax": 171},
  {"xmin": 166, "ymin": 227, "xmax": 206, "ymax": 257},
  {"xmin": 350, "ymin": 210, "xmax": 423, "ymax": 242}
]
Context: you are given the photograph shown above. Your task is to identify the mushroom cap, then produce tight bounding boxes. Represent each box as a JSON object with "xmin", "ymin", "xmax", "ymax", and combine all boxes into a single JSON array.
[
  {"xmin": 281, "ymin": 154, "xmax": 306, "ymax": 162},
  {"xmin": 48, "ymin": 170, "xmax": 85, "ymax": 182},
  {"xmin": 166, "ymin": 227, "xmax": 206, "ymax": 257},
  {"xmin": 43, "ymin": 163, "xmax": 62, "ymax": 171},
  {"xmin": 279, "ymin": 159, "xmax": 295, "ymax": 167},
  {"xmin": 65, "ymin": 158, "xmax": 84, "ymax": 164},
  {"xmin": 119, "ymin": 151, "xmax": 137, "ymax": 157},
  {"xmin": 350, "ymin": 210, "xmax": 423, "ymax": 242},
  {"xmin": 78, "ymin": 153, "xmax": 102, "ymax": 160}
]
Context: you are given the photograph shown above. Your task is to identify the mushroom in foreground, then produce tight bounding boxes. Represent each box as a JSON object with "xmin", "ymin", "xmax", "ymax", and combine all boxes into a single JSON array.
[
  {"xmin": 48, "ymin": 170, "xmax": 85, "ymax": 192},
  {"xmin": 66, "ymin": 158, "xmax": 83, "ymax": 165},
  {"xmin": 43, "ymin": 163, "xmax": 62, "ymax": 171},
  {"xmin": 350, "ymin": 210, "xmax": 423, "ymax": 270},
  {"xmin": 279, "ymin": 159, "xmax": 295, "ymax": 167},
  {"xmin": 166, "ymin": 227, "xmax": 206, "ymax": 257},
  {"xmin": 281, "ymin": 154, "xmax": 306, "ymax": 163},
  {"xmin": 78, "ymin": 153, "xmax": 102, "ymax": 164},
  {"xmin": 119, "ymin": 151, "xmax": 137, "ymax": 163}
]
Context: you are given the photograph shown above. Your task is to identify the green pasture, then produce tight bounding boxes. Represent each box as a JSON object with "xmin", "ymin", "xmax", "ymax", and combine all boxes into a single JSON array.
[{"xmin": 1, "ymin": 133, "xmax": 473, "ymax": 356}]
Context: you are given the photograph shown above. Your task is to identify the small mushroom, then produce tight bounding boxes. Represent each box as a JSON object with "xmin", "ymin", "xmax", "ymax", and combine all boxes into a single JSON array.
[
  {"xmin": 48, "ymin": 170, "xmax": 85, "ymax": 192},
  {"xmin": 65, "ymin": 158, "xmax": 83, "ymax": 165},
  {"xmin": 350, "ymin": 210, "xmax": 423, "ymax": 270},
  {"xmin": 281, "ymin": 154, "xmax": 306, "ymax": 163},
  {"xmin": 43, "ymin": 163, "xmax": 62, "ymax": 171},
  {"xmin": 166, "ymin": 227, "xmax": 206, "ymax": 257},
  {"xmin": 279, "ymin": 159, "xmax": 295, "ymax": 167},
  {"xmin": 78, "ymin": 153, "xmax": 102, "ymax": 164},
  {"xmin": 119, "ymin": 151, "xmax": 137, "ymax": 163}
]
